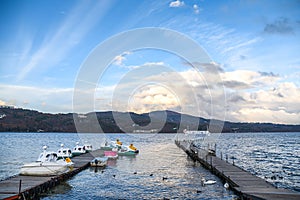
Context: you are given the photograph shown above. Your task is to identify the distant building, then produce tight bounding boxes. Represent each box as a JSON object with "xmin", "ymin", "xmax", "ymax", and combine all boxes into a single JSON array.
[
  {"xmin": 0, "ymin": 105, "xmax": 15, "ymax": 109},
  {"xmin": 78, "ymin": 114, "xmax": 87, "ymax": 119}
]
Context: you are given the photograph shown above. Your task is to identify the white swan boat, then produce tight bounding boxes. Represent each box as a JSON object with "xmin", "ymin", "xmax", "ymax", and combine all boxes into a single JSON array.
[
  {"xmin": 124, "ymin": 144, "xmax": 139, "ymax": 154},
  {"xmin": 72, "ymin": 142, "xmax": 86, "ymax": 156},
  {"xmin": 111, "ymin": 139, "xmax": 123, "ymax": 150},
  {"xmin": 20, "ymin": 146, "xmax": 74, "ymax": 176},
  {"xmin": 117, "ymin": 146, "xmax": 139, "ymax": 156},
  {"xmin": 57, "ymin": 144, "xmax": 72, "ymax": 159},
  {"xmin": 100, "ymin": 140, "xmax": 114, "ymax": 150},
  {"xmin": 83, "ymin": 142, "xmax": 93, "ymax": 152}
]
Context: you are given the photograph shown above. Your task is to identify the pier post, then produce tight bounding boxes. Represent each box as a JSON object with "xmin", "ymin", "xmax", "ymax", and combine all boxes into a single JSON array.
[
  {"xmin": 226, "ymin": 154, "xmax": 228, "ymax": 163},
  {"xmin": 221, "ymin": 152, "xmax": 223, "ymax": 160},
  {"xmin": 18, "ymin": 179, "xmax": 22, "ymax": 194}
]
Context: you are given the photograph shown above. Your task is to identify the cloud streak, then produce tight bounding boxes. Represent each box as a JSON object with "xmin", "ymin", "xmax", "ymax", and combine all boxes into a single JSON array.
[
  {"xmin": 162, "ymin": 17, "xmax": 261, "ymax": 70},
  {"xmin": 112, "ymin": 51, "xmax": 131, "ymax": 66},
  {"xmin": 17, "ymin": 1, "xmax": 113, "ymax": 81},
  {"xmin": 169, "ymin": 0, "xmax": 185, "ymax": 8}
]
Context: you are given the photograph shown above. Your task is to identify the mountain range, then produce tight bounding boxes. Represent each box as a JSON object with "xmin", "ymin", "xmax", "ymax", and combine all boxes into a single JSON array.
[{"xmin": 0, "ymin": 106, "xmax": 299, "ymax": 133}]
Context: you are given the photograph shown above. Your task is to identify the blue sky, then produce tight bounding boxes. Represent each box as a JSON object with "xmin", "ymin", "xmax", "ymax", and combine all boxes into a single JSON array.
[{"xmin": 0, "ymin": 0, "xmax": 300, "ymax": 124}]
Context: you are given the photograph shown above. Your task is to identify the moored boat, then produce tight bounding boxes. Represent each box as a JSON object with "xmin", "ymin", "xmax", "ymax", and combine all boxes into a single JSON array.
[
  {"xmin": 90, "ymin": 157, "xmax": 108, "ymax": 167},
  {"xmin": 57, "ymin": 143, "xmax": 72, "ymax": 159},
  {"xmin": 104, "ymin": 150, "xmax": 118, "ymax": 159},
  {"xmin": 118, "ymin": 150, "xmax": 137, "ymax": 156},
  {"xmin": 84, "ymin": 142, "xmax": 93, "ymax": 152},
  {"xmin": 100, "ymin": 140, "xmax": 113, "ymax": 150},
  {"xmin": 20, "ymin": 146, "xmax": 74, "ymax": 176},
  {"xmin": 72, "ymin": 142, "xmax": 86, "ymax": 156},
  {"xmin": 100, "ymin": 145, "xmax": 113, "ymax": 151},
  {"xmin": 112, "ymin": 139, "xmax": 123, "ymax": 150},
  {"xmin": 127, "ymin": 143, "xmax": 139, "ymax": 153},
  {"xmin": 117, "ymin": 147, "xmax": 137, "ymax": 156}
]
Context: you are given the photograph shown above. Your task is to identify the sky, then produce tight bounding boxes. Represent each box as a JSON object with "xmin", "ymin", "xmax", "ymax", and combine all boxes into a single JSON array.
[{"xmin": 0, "ymin": 0, "xmax": 300, "ymax": 124}]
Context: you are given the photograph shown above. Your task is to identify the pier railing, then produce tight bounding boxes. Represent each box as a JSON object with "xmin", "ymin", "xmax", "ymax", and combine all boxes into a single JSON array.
[{"xmin": 175, "ymin": 137, "xmax": 300, "ymax": 200}]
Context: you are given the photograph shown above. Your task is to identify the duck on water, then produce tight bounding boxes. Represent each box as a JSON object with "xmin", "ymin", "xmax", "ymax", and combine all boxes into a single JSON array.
[{"xmin": 201, "ymin": 177, "xmax": 216, "ymax": 186}]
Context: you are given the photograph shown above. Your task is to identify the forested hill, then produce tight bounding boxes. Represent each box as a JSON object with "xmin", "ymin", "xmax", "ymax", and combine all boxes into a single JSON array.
[{"xmin": 0, "ymin": 106, "xmax": 299, "ymax": 133}]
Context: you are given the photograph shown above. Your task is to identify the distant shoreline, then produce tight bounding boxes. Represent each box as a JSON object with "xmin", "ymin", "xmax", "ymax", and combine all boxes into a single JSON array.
[{"xmin": 1, "ymin": 107, "xmax": 300, "ymax": 133}]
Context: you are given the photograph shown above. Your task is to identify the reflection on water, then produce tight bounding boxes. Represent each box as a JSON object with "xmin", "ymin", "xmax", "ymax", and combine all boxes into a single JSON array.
[
  {"xmin": 89, "ymin": 166, "xmax": 106, "ymax": 173},
  {"xmin": 40, "ymin": 182, "xmax": 72, "ymax": 197}
]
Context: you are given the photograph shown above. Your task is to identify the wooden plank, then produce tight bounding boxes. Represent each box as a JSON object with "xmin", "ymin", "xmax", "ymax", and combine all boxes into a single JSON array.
[{"xmin": 248, "ymin": 193, "xmax": 300, "ymax": 200}]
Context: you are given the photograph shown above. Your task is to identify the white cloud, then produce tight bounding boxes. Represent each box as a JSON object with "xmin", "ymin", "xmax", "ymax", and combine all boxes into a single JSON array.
[
  {"xmin": 144, "ymin": 62, "xmax": 165, "ymax": 66},
  {"xmin": 113, "ymin": 51, "xmax": 131, "ymax": 66},
  {"xmin": 121, "ymin": 61, "xmax": 166, "ymax": 70},
  {"xmin": 221, "ymin": 70, "xmax": 280, "ymax": 90},
  {"xmin": 0, "ymin": 84, "xmax": 74, "ymax": 113},
  {"xmin": 2, "ymin": 67, "xmax": 299, "ymax": 124},
  {"xmin": 128, "ymin": 85, "xmax": 180, "ymax": 114},
  {"xmin": 169, "ymin": 0, "xmax": 184, "ymax": 8},
  {"xmin": 102, "ymin": 65, "xmax": 223, "ymax": 119},
  {"xmin": 0, "ymin": 100, "xmax": 6, "ymax": 106},
  {"xmin": 113, "ymin": 55, "xmax": 126, "ymax": 66},
  {"xmin": 193, "ymin": 4, "xmax": 200, "ymax": 14},
  {"xmin": 236, "ymin": 108, "xmax": 299, "ymax": 125},
  {"xmin": 225, "ymin": 79, "xmax": 300, "ymax": 124},
  {"xmin": 105, "ymin": 65, "xmax": 299, "ymax": 124}
]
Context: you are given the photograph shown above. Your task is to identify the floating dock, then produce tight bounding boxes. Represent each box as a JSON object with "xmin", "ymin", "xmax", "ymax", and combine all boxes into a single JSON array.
[
  {"xmin": 175, "ymin": 140, "xmax": 300, "ymax": 200},
  {"xmin": 0, "ymin": 149, "xmax": 103, "ymax": 200}
]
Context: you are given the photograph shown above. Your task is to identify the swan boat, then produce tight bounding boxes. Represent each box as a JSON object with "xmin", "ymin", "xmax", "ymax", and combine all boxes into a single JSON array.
[
  {"xmin": 101, "ymin": 140, "xmax": 123, "ymax": 151},
  {"xmin": 57, "ymin": 144, "xmax": 72, "ymax": 159},
  {"xmin": 125, "ymin": 145, "xmax": 139, "ymax": 154},
  {"xmin": 84, "ymin": 142, "xmax": 93, "ymax": 152},
  {"xmin": 104, "ymin": 150, "xmax": 118, "ymax": 159},
  {"xmin": 117, "ymin": 149, "xmax": 136, "ymax": 156},
  {"xmin": 20, "ymin": 146, "xmax": 74, "ymax": 176},
  {"xmin": 72, "ymin": 142, "xmax": 87, "ymax": 156},
  {"xmin": 117, "ymin": 146, "xmax": 139, "ymax": 156},
  {"xmin": 100, "ymin": 140, "xmax": 115, "ymax": 151}
]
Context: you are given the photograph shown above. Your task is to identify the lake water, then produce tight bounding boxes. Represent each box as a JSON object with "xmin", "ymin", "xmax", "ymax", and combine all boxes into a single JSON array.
[
  {"xmin": 0, "ymin": 132, "xmax": 299, "ymax": 199},
  {"xmin": 216, "ymin": 132, "xmax": 300, "ymax": 192}
]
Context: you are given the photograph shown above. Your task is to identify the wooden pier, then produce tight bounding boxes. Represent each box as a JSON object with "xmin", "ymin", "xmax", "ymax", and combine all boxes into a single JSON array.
[
  {"xmin": 0, "ymin": 149, "xmax": 104, "ymax": 200},
  {"xmin": 175, "ymin": 140, "xmax": 300, "ymax": 200}
]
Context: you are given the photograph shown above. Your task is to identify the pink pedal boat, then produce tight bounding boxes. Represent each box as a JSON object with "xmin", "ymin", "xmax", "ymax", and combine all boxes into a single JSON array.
[{"xmin": 104, "ymin": 151, "xmax": 118, "ymax": 159}]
